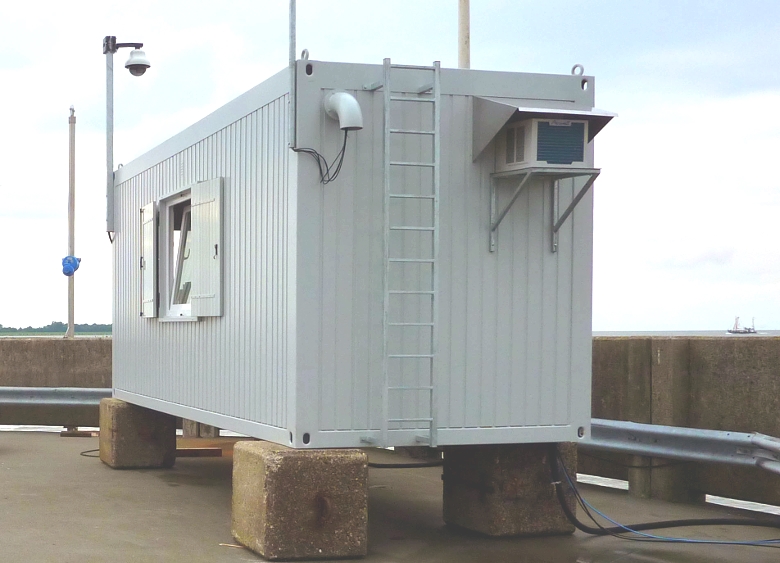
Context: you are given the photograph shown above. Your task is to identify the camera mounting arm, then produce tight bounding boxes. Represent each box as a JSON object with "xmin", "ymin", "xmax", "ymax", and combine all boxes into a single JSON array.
[{"xmin": 103, "ymin": 36, "xmax": 144, "ymax": 54}]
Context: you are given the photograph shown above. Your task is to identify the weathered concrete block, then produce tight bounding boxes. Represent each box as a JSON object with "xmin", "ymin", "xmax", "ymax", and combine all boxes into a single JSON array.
[
  {"xmin": 182, "ymin": 419, "xmax": 221, "ymax": 438},
  {"xmin": 443, "ymin": 442, "xmax": 576, "ymax": 536},
  {"xmin": 232, "ymin": 442, "xmax": 368, "ymax": 560},
  {"xmin": 99, "ymin": 398, "xmax": 176, "ymax": 469}
]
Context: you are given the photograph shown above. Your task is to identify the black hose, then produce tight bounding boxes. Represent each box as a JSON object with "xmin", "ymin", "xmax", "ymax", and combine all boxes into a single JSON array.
[{"xmin": 547, "ymin": 444, "xmax": 780, "ymax": 535}]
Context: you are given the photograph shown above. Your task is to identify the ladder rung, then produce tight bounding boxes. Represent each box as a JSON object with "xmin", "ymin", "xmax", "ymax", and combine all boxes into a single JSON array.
[
  {"xmin": 388, "ymin": 417, "xmax": 434, "ymax": 423},
  {"xmin": 388, "ymin": 354, "xmax": 434, "ymax": 358},
  {"xmin": 389, "ymin": 194, "xmax": 435, "ymax": 199},
  {"xmin": 389, "ymin": 129, "xmax": 435, "ymax": 135},
  {"xmin": 388, "ymin": 290, "xmax": 434, "ymax": 295},
  {"xmin": 390, "ymin": 96, "xmax": 435, "ymax": 103},
  {"xmin": 390, "ymin": 64, "xmax": 436, "ymax": 70},
  {"xmin": 388, "ymin": 386, "xmax": 434, "ymax": 391},
  {"xmin": 390, "ymin": 226, "xmax": 434, "ymax": 231},
  {"xmin": 388, "ymin": 259, "xmax": 434, "ymax": 263},
  {"xmin": 388, "ymin": 322, "xmax": 434, "ymax": 326},
  {"xmin": 390, "ymin": 161, "xmax": 435, "ymax": 167}
]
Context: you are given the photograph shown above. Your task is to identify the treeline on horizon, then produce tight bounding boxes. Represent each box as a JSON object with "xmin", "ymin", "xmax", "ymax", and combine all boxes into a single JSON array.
[{"xmin": 0, "ymin": 321, "xmax": 112, "ymax": 333}]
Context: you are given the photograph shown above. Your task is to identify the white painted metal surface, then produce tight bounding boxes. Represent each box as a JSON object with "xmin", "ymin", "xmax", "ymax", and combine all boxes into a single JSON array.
[
  {"xmin": 190, "ymin": 178, "xmax": 223, "ymax": 317},
  {"xmin": 113, "ymin": 60, "xmax": 607, "ymax": 449},
  {"xmin": 139, "ymin": 202, "xmax": 157, "ymax": 318}
]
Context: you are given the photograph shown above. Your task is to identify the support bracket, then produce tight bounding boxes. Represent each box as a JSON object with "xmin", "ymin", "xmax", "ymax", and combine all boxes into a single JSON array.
[
  {"xmin": 489, "ymin": 167, "xmax": 599, "ymax": 252},
  {"xmin": 551, "ymin": 170, "xmax": 599, "ymax": 252}
]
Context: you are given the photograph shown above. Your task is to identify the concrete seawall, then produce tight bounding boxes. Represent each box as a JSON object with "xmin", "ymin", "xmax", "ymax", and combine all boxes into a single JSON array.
[
  {"xmin": 585, "ymin": 336, "xmax": 780, "ymax": 506},
  {"xmin": 2, "ymin": 336, "xmax": 778, "ymax": 507},
  {"xmin": 0, "ymin": 338, "xmax": 111, "ymax": 426}
]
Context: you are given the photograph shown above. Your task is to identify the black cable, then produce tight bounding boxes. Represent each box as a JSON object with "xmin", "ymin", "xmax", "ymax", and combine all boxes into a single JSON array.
[
  {"xmin": 368, "ymin": 460, "xmax": 443, "ymax": 469},
  {"xmin": 558, "ymin": 457, "xmax": 780, "ymax": 547},
  {"xmin": 324, "ymin": 131, "xmax": 349, "ymax": 184},
  {"xmin": 80, "ymin": 448, "xmax": 100, "ymax": 458},
  {"xmin": 293, "ymin": 131, "xmax": 349, "ymax": 184},
  {"xmin": 547, "ymin": 444, "xmax": 780, "ymax": 540}
]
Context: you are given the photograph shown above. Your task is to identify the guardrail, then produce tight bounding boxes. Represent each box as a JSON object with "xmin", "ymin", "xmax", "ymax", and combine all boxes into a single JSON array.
[
  {"xmin": 582, "ymin": 418, "xmax": 780, "ymax": 476},
  {"xmin": 0, "ymin": 387, "xmax": 111, "ymax": 407},
  {"xmin": 3, "ymin": 385, "xmax": 780, "ymax": 481}
]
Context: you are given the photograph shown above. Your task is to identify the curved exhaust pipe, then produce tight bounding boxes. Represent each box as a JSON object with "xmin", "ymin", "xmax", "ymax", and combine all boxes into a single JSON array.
[{"xmin": 323, "ymin": 91, "xmax": 363, "ymax": 131}]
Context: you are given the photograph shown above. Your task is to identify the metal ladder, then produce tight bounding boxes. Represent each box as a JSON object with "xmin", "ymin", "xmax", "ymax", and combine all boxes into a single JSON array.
[{"xmin": 381, "ymin": 59, "xmax": 441, "ymax": 448}]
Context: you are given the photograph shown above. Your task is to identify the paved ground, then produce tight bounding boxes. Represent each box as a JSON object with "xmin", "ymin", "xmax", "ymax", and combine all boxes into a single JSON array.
[{"xmin": 2, "ymin": 431, "xmax": 780, "ymax": 562}]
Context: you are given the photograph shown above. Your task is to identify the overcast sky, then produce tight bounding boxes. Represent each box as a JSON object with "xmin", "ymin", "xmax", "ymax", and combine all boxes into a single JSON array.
[{"xmin": 1, "ymin": 0, "xmax": 778, "ymax": 331}]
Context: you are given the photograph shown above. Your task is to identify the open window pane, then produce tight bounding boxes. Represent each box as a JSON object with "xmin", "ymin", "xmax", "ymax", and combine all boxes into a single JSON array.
[
  {"xmin": 172, "ymin": 210, "xmax": 193, "ymax": 305},
  {"xmin": 168, "ymin": 199, "xmax": 192, "ymax": 317}
]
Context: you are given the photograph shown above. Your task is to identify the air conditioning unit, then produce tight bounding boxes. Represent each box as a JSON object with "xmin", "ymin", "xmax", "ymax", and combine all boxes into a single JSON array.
[{"xmin": 496, "ymin": 118, "xmax": 589, "ymax": 172}]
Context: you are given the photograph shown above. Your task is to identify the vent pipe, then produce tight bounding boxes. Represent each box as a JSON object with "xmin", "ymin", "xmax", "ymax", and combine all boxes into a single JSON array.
[{"xmin": 323, "ymin": 92, "xmax": 364, "ymax": 131}]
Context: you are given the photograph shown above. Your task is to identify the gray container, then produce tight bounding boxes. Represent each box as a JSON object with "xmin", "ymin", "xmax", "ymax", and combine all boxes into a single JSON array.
[{"xmin": 112, "ymin": 60, "xmax": 613, "ymax": 448}]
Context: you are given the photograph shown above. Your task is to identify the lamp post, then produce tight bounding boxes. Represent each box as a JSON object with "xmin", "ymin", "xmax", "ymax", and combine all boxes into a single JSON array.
[{"xmin": 103, "ymin": 36, "xmax": 150, "ymax": 236}]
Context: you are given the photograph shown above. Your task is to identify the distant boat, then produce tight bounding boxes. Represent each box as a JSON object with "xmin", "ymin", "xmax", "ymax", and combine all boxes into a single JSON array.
[{"xmin": 727, "ymin": 317, "xmax": 757, "ymax": 334}]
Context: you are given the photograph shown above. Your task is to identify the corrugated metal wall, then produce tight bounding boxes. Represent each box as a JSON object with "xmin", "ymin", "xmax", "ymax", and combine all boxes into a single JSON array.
[
  {"xmin": 294, "ymin": 87, "xmax": 386, "ymax": 437},
  {"xmin": 297, "ymin": 86, "xmax": 592, "ymax": 441},
  {"xmin": 438, "ymin": 95, "xmax": 588, "ymax": 433},
  {"xmin": 113, "ymin": 95, "xmax": 292, "ymax": 435}
]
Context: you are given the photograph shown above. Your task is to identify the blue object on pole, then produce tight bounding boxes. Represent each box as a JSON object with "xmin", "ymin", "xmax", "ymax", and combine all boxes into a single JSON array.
[{"xmin": 62, "ymin": 256, "xmax": 81, "ymax": 276}]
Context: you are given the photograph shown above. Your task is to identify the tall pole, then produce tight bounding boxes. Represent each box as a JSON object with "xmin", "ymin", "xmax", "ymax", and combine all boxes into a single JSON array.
[
  {"xmin": 105, "ymin": 38, "xmax": 115, "ymax": 234},
  {"xmin": 66, "ymin": 107, "xmax": 76, "ymax": 339},
  {"xmin": 458, "ymin": 0, "xmax": 470, "ymax": 69}
]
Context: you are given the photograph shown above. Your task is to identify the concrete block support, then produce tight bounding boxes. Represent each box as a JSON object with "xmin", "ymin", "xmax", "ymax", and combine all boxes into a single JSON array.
[
  {"xmin": 99, "ymin": 398, "xmax": 176, "ymax": 469},
  {"xmin": 443, "ymin": 443, "xmax": 576, "ymax": 536},
  {"xmin": 232, "ymin": 441, "xmax": 368, "ymax": 560},
  {"xmin": 182, "ymin": 419, "xmax": 220, "ymax": 438}
]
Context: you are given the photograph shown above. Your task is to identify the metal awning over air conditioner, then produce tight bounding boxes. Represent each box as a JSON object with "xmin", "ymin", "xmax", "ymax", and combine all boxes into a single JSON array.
[{"xmin": 472, "ymin": 97, "xmax": 616, "ymax": 161}]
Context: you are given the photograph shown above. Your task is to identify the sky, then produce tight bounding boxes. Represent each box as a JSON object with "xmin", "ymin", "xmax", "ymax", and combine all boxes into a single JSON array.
[{"xmin": 1, "ymin": 0, "xmax": 778, "ymax": 331}]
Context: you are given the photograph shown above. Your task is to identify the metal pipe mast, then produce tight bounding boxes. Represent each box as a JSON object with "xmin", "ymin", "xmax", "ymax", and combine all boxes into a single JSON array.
[
  {"xmin": 103, "ymin": 36, "xmax": 145, "ymax": 235},
  {"xmin": 66, "ymin": 107, "xmax": 76, "ymax": 339},
  {"xmin": 458, "ymin": 0, "xmax": 470, "ymax": 69}
]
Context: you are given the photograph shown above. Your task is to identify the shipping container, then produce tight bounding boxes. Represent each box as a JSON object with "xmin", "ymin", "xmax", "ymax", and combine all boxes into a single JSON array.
[{"xmin": 112, "ymin": 59, "xmax": 613, "ymax": 448}]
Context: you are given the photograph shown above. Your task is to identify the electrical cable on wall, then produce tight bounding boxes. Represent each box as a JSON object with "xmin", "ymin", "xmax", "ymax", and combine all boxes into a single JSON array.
[
  {"xmin": 293, "ymin": 130, "xmax": 349, "ymax": 184},
  {"xmin": 547, "ymin": 444, "xmax": 780, "ymax": 548}
]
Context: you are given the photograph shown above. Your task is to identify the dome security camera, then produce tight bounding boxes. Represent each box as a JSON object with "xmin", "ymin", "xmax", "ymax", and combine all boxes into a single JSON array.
[{"xmin": 125, "ymin": 49, "xmax": 150, "ymax": 76}]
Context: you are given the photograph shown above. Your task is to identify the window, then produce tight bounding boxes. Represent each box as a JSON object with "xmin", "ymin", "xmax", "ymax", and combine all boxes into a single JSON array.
[
  {"xmin": 168, "ymin": 197, "xmax": 193, "ymax": 317},
  {"xmin": 140, "ymin": 178, "xmax": 223, "ymax": 320}
]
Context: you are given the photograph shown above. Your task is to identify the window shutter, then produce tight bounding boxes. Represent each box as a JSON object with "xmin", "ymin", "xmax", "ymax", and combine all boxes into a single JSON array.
[
  {"xmin": 191, "ymin": 178, "xmax": 223, "ymax": 317},
  {"xmin": 140, "ymin": 202, "xmax": 158, "ymax": 318}
]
